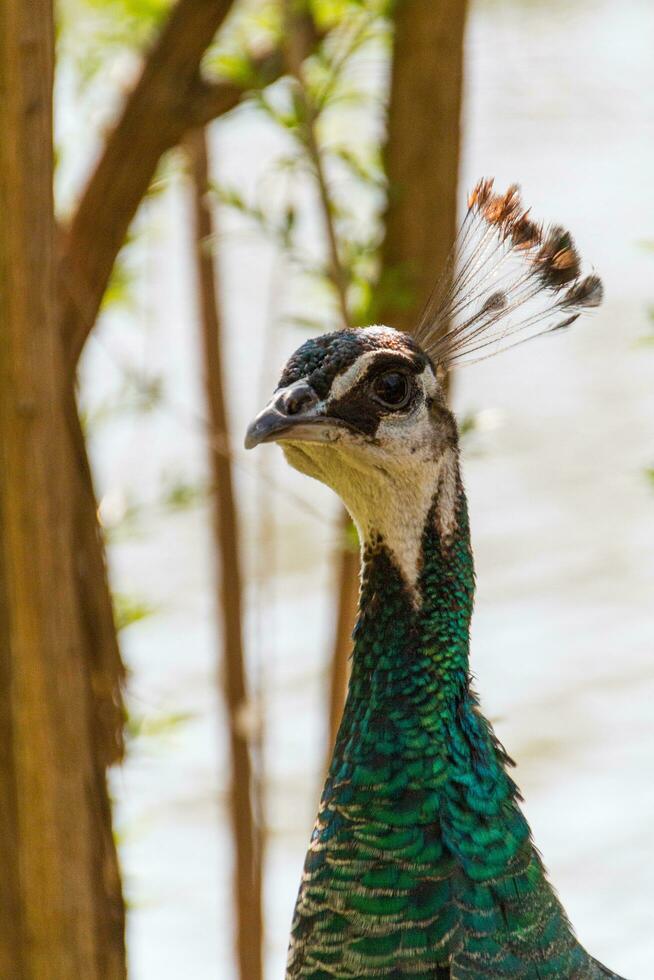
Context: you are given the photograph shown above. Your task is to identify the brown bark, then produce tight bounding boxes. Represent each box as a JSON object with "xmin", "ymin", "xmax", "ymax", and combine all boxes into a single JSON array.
[
  {"xmin": 380, "ymin": 0, "xmax": 468, "ymax": 337},
  {"xmin": 65, "ymin": 384, "xmax": 125, "ymax": 771},
  {"xmin": 64, "ymin": 382, "xmax": 126, "ymax": 973},
  {"xmin": 186, "ymin": 128, "xmax": 263, "ymax": 980},
  {"xmin": 0, "ymin": 0, "xmax": 124, "ymax": 974}
]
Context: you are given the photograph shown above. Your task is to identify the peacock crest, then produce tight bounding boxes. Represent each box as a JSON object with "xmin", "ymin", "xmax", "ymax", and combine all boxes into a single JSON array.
[{"xmin": 415, "ymin": 178, "xmax": 603, "ymax": 368}]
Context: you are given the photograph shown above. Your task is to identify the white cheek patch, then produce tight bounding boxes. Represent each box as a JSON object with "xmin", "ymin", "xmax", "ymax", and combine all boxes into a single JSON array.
[
  {"xmin": 373, "ymin": 367, "xmax": 440, "ymax": 458},
  {"xmin": 375, "ymin": 400, "xmax": 433, "ymax": 456}
]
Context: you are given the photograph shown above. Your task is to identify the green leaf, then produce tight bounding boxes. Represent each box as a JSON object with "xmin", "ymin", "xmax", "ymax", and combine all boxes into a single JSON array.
[
  {"xmin": 332, "ymin": 146, "xmax": 384, "ymax": 188},
  {"xmin": 125, "ymin": 707, "xmax": 196, "ymax": 742},
  {"xmin": 101, "ymin": 257, "xmax": 135, "ymax": 311},
  {"xmin": 113, "ymin": 593, "xmax": 158, "ymax": 631},
  {"xmin": 458, "ymin": 412, "xmax": 479, "ymax": 438},
  {"xmin": 161, "ymin": 478, "xmax": 208, "ymax": 512}
]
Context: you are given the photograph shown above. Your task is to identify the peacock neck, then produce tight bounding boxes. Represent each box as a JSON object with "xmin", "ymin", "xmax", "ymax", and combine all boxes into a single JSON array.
[
  {"xmin": 331, "ymin": 461, "xmax": 475, "ymax": 772},
  {"xmin": 296, "ymin": 457, "xmax": 607, "ymax": 980}
]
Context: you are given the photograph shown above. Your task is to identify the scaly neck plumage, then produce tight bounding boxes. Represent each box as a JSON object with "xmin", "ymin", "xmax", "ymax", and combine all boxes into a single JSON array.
[
  {"xmin": 297, "ymin": 469, "xmax": 618, "ymax": 980},
  {"xmin": 333, "ymin": 460, "xmax": 474, "ymax": 768}
]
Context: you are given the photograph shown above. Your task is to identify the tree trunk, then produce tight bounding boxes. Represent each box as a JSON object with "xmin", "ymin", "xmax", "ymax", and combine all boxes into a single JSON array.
[
  {"xmin": 186, "ymin": 127, "xmax": 264, "ymax": 980},
  {"xmin": 0, "ymin": 0, "xmax": 125, "ymax": 975},
  {"xmin": 380, "ymin": 0, "xmax": 467, "ymax": 338}
]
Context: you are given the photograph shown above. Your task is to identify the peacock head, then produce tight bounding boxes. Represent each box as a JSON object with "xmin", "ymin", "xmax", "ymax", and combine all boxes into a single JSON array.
[
  {"xmin": 245, "ymin": 325, "xmax": 455, "ymax": 483},
  {"xmin": 245, "ymin": 326, "xmax": 459, "ymax": 587},
  {"xmin": 245, "ymin": 180, "xmax": 603, "ymax": 585}
]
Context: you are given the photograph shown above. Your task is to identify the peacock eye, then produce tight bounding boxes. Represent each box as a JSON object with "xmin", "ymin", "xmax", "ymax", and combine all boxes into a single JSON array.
[{"xmin": 371, "ymin": 370, "xmax": 412, "ymax": 410}]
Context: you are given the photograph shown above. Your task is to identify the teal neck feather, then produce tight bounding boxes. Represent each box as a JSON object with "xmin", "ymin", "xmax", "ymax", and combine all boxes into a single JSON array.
[{"xmin": 287, "ymin": 468, "xmax": 621, "ymax": 979}]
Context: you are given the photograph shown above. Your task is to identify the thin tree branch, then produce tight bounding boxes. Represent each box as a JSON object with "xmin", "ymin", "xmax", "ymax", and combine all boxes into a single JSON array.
[
  {"xmin": 60, "ymin": 0, "xmax": 235, "ymax": 370},
  {"xmin": 284, "ymin": 8, "xmax": 351, "ymax": 329},
  {"xmin": 186, "ymin": 127, "xmax": 263, "ymax": 980},
  {"xmin": 60, "ymin": 0, "xmax": 321, "ymax": 372},
  {"xmin": 186, "ymin": 45, "xmax": 287, "ymax": 129}
]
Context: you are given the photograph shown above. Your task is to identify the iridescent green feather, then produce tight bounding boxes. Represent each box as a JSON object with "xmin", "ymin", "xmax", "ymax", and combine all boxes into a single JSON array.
[{"xmin": 287, "ymin": 481, "xmax": 623, "ymax": 979}]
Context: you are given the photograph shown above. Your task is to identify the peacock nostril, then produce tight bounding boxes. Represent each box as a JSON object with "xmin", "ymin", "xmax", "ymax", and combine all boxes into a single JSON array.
[{"xmin": 280, "ymin": 383, "xmax": 317, "ymax": 416}]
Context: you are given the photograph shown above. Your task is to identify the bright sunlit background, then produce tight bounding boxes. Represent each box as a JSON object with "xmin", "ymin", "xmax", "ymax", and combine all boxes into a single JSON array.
[{"xmin": 57, "ymin": 0, "xmax": 653, "ymax": 976}]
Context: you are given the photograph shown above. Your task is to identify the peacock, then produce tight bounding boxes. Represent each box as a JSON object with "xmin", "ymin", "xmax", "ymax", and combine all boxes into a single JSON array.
[{"xmin": 245, "ymin": 180, "xmax": 625, "ymax": 979}]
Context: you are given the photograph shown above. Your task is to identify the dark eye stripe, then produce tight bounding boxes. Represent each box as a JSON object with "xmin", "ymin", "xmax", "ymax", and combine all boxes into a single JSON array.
[{"xmin": 326, "ymin": 354, "xmax": 426, "ymax": 437}]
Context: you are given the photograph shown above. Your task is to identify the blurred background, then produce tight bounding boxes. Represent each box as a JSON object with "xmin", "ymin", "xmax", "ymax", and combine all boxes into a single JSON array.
[{"xmin": 51, "ymin": 0, "xmax": 654, "ymax": 976}]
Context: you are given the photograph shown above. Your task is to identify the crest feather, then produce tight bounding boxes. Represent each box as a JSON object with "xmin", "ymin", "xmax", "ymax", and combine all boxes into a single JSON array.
[{"xmin": 412, "ymin": 179, "xmax": 603, "ymax": 367}]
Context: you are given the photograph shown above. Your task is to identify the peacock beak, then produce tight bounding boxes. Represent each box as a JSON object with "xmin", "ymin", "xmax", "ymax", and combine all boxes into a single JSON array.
[{"xmin": 245, "ymin": 380, "xmax": 328, "ymax": 449}]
